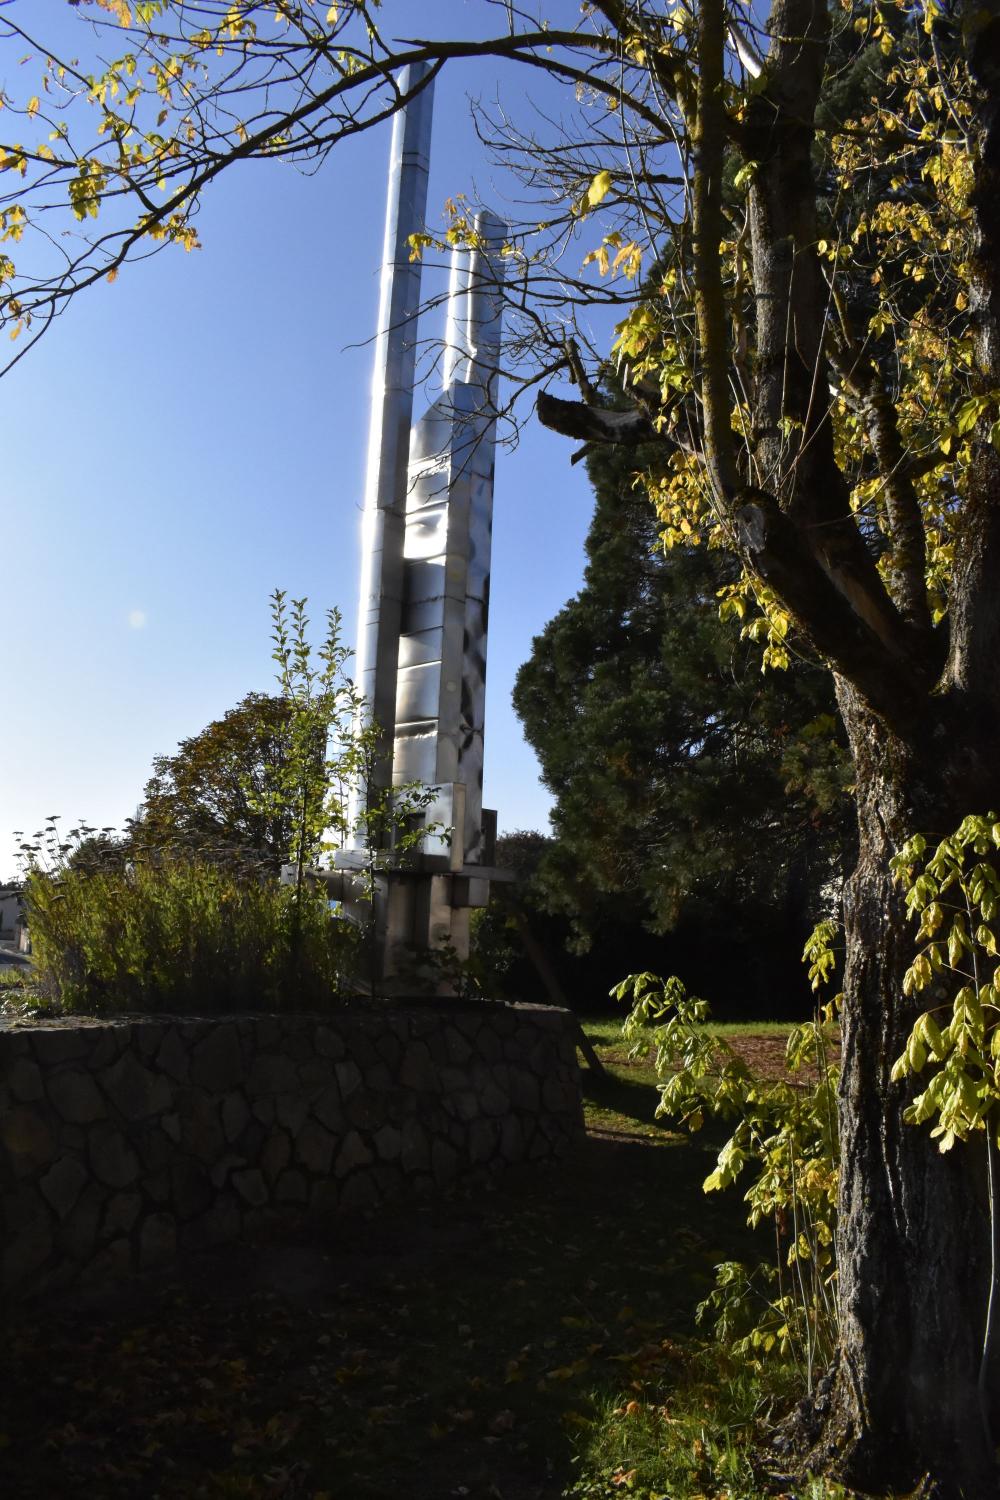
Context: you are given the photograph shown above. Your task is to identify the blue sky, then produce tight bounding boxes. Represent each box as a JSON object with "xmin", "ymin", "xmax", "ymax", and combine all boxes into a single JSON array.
[{"xmin": 0, "ymin": 1, "xmax": 612, "ymax": 877}]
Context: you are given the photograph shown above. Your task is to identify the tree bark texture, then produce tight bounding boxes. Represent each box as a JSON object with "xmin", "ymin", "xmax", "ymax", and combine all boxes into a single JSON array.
[
  {"xmin": 738, "ymin": 3, "xmax": 1000, "ymax": 1492},
  {"xmin": 806, "ymin": 691, "xmax": 1000, "ymax": 1496},
  {"xmin": 545, "ymin": 2, "xmax": 1000, "ymax": 1485},
  {"xmin": 787, "ymin": 13, "xmax": 1000, "ymax": 1490}
]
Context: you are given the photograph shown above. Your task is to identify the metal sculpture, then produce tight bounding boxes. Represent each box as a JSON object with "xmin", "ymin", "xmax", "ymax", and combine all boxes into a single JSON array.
[{"xmin": 334, "ymin": 63, "xmax": 509, "ymax": 988}]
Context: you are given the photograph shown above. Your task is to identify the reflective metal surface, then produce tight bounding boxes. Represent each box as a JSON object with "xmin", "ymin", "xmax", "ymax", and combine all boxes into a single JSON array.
[{"xmin": 345, "ymin": 80, "xmax": 506, "ymax": 984}]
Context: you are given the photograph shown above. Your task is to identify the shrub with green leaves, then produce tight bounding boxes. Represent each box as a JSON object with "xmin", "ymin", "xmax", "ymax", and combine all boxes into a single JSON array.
[
  {"xmin": 26, "ymin": 849, "xmax": 357, "ymax": 1015},
  {"xmin": 615, "ymin": 969, "xmax": 840, "ymax": 1393},
  {"xmin": 890, "ymin": 813, "xmax": 1000, "ymax": 1151}
]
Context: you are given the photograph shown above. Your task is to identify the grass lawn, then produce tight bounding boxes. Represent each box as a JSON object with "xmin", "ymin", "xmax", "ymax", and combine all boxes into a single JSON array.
[{"xmin": 3, "ymin": 1012, "xmax": 835, "ymax": 1500}]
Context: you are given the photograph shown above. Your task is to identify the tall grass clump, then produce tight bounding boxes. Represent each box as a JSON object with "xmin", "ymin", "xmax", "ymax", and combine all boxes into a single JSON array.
[{"xmin": 26, "ymin": 853, "xmax": 357, "ymax": 1015}]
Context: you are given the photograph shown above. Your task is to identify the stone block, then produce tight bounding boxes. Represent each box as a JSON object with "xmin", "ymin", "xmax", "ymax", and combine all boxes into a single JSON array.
[
  {"xmin": 480, "ymin": 1081, "xmax": 510, "ymax": 1118},
  {"xmin": 335, "ymin": 1129, "xmax": 373, "ymax": 1178},
  {"xmin": 191, "ymin": 1026, "xmax": 244, "ymax": 1093},
  {"xmin": 251, "ymin": 1016, "xmax": 283, "ymax": 1048},
  {"xmin": 290, "ymin": 1021, "xmax": 318, "ymax": 1059},
  {"xmin": 377, "ymin": 1163, "xmax": 406, "ymax": 1198},
  {"xmin": 373, "ymin": 1123, "xmax": 401, "ymax": 1162},
  {"xmin": 221, "ymin": 1091, "xmax": 251, "ymax": 1144},
  {"xmin": 155, "ymin": 1028, "xmax": 190, "ymax": 1083},
  {"xmin": 315, "ymin": 1026, "xmax": 346, "ymax": 1061},
  {"xmin": 501, "ymin": 1116, "xmax": 525, "ymax": 1162},
  {"xmin": 400, "ymin": 1117, "xmax": 429, "ymax": 1174},
  {"xmin": 298, "ymin": 1057, "xmax": 332, "ymax": 1090},
  {"xmin": 366, "ymin": 1061, "xmax": 393, "ymax": 1093},
  {"xmin": 31, "ymin": 1028, "xmax": 88, "ymax": 1065},
  {"xmin": 261, "ymin": 1131, "xmax": 291, "ymax": 1182},
  {"xmin": 4, "ymin": 1216, "xmax": 53, "ymax": 1288},
  {"xmin": 444, "ymin": 1026, "xmax": 474, "ymax": 1065},
  {"xmin": 2, "ymin": 1106, "xmax": 56, "ymax": 1176},
  {"xmin": 313, "ymin": 1085, "xmax": 344, "ymax": 1133},
  {"xmin": 247, "ymin": 1053, "xmax": 299, "ymax": 1096},
  {"xmin": 7, "ymin": 1057, "xmax": 43, "ymax": 1102},
  {"xmin": 253, "ymin": 1097, "xmax": 276, "ymax": 1127},
  {"xmin": 59, "ymin": 1185, "xmax": 103, "ymax": 1261},
  {"xmin": 135, "ymin": 1023, "xmax": 167, "ymax": 1060},
  {"xmin": 510, "ymin": 1072, "xmax": 540, "ymax": 1112},
  {"xmin": 203, "ymin": 1194, "xmax": 241, "ymax": 1246},
  {"xmin": 334, "ymin": 1059, "xmax": 362, "ymax": 1100},
  {"xmin": 345, "ymin": 1091, "xmax": 383, "ymax": 1132},
  {"xmin": 431, "ymin": 1139, "xmax": 458, "ymax": 1185},
  {"xmin": 179, "ymin": 1022, "xmax": 212, "ymax": 1044},
  {"xmin": 40, "ymin": 1155, "xmax": 88, "ymax": 1220},
  {"xmin": 376, "ymin": 1033, "xmax": 401, "ymax": 1070},
  {"xmin": 210, "ymin": 1153, "xmax": 247, "ymax": 1190},
  {"xmin": 103, "ymin": 1191, "xmax": 141, "ymax": 1236},
  {"xmin": 296, "ymin": 1119, "xmax": 335, "ymax": 1176},
  {"xmin": 543, "ymin": 1074, "xmax": 575, "ymax": 1113},
  {"xmin": 48, "ymin": 1070, "xmax": 106, "ymax": 1125},
  {"xmin": 83, "ymin": 1237, "xmax": 132, "ymax": 1283},
  {"xmin": 399, "ymin": 1043, "xmax": 435, "ymax": 1093},
  {"xmin": 530, "ymin": 1038, "xmax": 556, "ymax": 1076},
  {"xmin": 340, "ymin": 1174, "xmax": 379, "ymax": 1212},
  {"xmin": 276, "ymin": 1094, "xmax": 309, "ymax": 1134},
  {"xmin": 181, "ymin": 1096, "xmax": 225, "ymax": 1162},
  {"xmin": 139, "ymin": 1212, "xmax": 177, "ymax": 1269},
  {"xmin": 136, "ymin": 1123, "xmax": 174, "ymax": 1173},
  {"xmin": 469, "ymin": 1119, "xmax": 499, "ymax": 1165},
  {"xmin": 232, "ymin": 1168, "xmax": 269, "ymax": 1208},
  {"xmin": 426, "ymin": 1029, "xmax": 450, "ymax": 1066},
  {"xmin": 88, "ymin": 1031, "xmax": 122, "ymax": 1070},
  {"xmin": 310, "ymin": 1179, "xmax": 339, "ymax": 1216},
  {"xmin": 347, "ymin": 1033, "xmax": 379, "ymax": 1072},
  {"xmin": 146, "ymin": 1170, "xmax": 171, "ymax": 1204},
  {"xmin": 454, "ymin": 1091, "xmax": 480, "ymax": 1123},
  {"xmin": 479, "ymin": 1032, "xmax": 503, "ymax": 1068},
  {"xmin": 88, "ymin": 1125, "xmax": 140, "ymax": 1189},
  {"xmin": 171, "ymin": 1162, "xmax": 213, "ymax": 1220},
  {"xmin": 275, "ymin": 1169, "xmax": 308, "ymax": 1204},
  {"xmin": 162, "ymin": 1113, "xmax": 181, "ymax": 1143}
]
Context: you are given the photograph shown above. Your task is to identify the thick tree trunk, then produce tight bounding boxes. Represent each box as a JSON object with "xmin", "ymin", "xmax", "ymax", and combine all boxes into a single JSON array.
[{"xmin": 800, "ymin": 688, "xmax": 1000, "ymax": 1496}]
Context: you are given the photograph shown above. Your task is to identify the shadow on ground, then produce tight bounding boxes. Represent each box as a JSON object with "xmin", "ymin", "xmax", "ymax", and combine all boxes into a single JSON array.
[{"xmin": 2, "ymin": 1068, "xmax": 753, "ymax": 1500}]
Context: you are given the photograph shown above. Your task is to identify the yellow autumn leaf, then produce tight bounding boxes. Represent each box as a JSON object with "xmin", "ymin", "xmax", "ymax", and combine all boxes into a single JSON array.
[
  {"xmin": 27, "ymin": 96, "xmax": 40, "ymax": 118},
  {"xmin": 326, "ymin": 4, "xmax": 339, "ymax": 21},
  {"xmin": 587, "ymin": 169, "xmax": 613, "ymax": 208}
]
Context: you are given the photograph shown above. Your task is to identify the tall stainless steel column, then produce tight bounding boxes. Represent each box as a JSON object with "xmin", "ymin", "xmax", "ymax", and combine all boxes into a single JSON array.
[
  {"xmin": 352, "ymin": 61, "xmax": 434, "ymax": 806},
  {"xmin": 340, "ymin": 73, "xmax": 508, "ymax": 989},
  {"xmin": 390, "ymin": 213, "xmax": 506, "ymax": 970}
]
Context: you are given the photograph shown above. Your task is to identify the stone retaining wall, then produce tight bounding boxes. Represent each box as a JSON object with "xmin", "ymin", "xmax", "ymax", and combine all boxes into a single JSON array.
[{"xmin": 0, "ymin": 1003, "xmax": 583, "ymax": 1298}]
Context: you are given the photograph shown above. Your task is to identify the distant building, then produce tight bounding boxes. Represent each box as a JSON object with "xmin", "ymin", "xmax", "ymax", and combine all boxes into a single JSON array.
[{"xmin": 0, "ymin": 883, "xmax": 24, "ymax": 944}]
